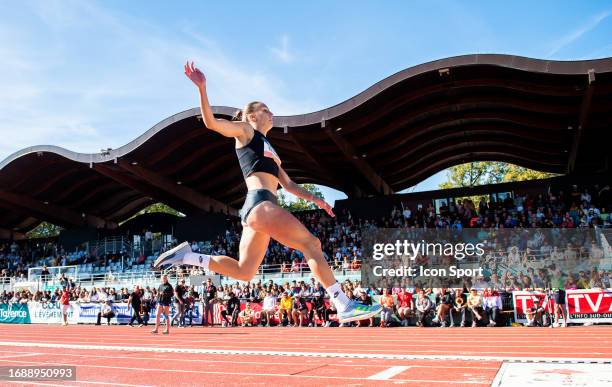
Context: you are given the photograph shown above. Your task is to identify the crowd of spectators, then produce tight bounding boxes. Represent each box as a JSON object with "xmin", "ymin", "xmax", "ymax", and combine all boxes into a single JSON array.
[
  {"xmin": 169, "ymin": 184, "xmax": 610, "ymax": 298},
  {"xmin": 387, "ymin": 184, "xmax": 611, "ymax": 229},
  {"xmin": 185, "ymin": 184, "xmax": 611, "ymax": 277},
  {"xmin": 3, "ymin": 268, "xmax": 606, "ymax": 328}
]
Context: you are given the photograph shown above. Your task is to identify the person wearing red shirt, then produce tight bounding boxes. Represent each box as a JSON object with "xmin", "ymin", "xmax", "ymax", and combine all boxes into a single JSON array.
[
  {"xmin": 396, "ymin": 289, "xmax": 413, "ymax": 327},
  {"xmin": 60, "ymin": 288, "xmax": 71, "ymax": 326}
]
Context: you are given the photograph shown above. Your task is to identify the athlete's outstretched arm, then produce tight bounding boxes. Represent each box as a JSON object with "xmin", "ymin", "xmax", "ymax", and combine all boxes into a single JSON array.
[
  {"xmin": 184, "ymin": 61, "xmax": 249, "ymax": 138},
  {"xmin": 278, "ymin": 167, "xmax": 335, "ymax": 217}
]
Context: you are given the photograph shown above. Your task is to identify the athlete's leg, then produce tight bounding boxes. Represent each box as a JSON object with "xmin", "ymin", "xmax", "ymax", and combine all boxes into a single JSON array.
[
  {"xmin": 151, "ymin": 305, "xmax": 162, "ymax": 333},
  {"xmin": 246, "ymin": 202, "xmax": 335, "ymax": 287},
  {"xmin": 155, "ymin": 227, "xmax": 269, "ymax": 282},
  {"xmin": 246, "ymin": 202, "xmax": 381, "ymax": 322},
  {"xmin": 163, "ymin": 306, "xmax": 170, "ymax": 333},
  {"xmin": 209, "ymin": 226, "xmax": 270, "ymax": 281}
]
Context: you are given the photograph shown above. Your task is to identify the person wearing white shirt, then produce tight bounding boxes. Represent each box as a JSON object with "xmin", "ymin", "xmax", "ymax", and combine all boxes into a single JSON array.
[
  {"xmin": 98, "ymin": 289, "xmax": 108, "ymax": 302},
  {"xmin": 484, "ymin": 290, "xmax": 502, "ymax": 326},
  {"xmin": 97, "ymin": 301, "xmax": 115, "ymax": 325},
  {"xmin": 507, "ymin": 247, "xmax": 520, "ymax": 267},
  {"xmin": 261, "ymin": 291, "xmax": 277, "ymax": 326},
  {"xmin": 402, "ymin": 208, "xmax": 411, "ymax": 219}
]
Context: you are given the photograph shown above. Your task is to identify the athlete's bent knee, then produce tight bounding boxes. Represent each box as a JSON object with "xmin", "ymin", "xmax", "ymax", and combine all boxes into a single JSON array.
[
  {"xmin": 234, "ymin": 263, "xmax": 258, "ymax": 282},
  {"xmin": 233, "ymin": 272, "xmax": 254, "ymax": 282},
  {"xmin": 301, "ymin": 235, "xmax": 322, "ymax": 255}
]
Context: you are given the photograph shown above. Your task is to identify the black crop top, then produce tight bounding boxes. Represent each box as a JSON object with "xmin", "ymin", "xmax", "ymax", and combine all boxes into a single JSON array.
[{"xmin": 235, "ymin": 130, "xmax": 282, "ymax": 178}]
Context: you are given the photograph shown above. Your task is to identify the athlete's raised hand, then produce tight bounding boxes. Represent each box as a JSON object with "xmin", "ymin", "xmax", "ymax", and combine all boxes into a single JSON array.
[
  {"xmin": 315, "ymin": 198, "xmax": 335, "ymax": 218},
  {"xmin": 184, "ymin": 61, "xmax": 206, "ymax": 89}
]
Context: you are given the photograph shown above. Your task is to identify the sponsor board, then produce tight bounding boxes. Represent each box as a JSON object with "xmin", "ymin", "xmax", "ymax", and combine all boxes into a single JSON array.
[
  {"xmin": 0, "ymin": 303, "xmax": 31, "ymax": 324},
  {"xmin": 566, "ymin": 289, "xmax": 612, "ymax": 323},
  {"xmin": 512, "ymin": 289, "xmax": 612, "ymax": 324},
  {"xmin": 27, "ymin": 302, "xmax": 78, "ymax": 324}
]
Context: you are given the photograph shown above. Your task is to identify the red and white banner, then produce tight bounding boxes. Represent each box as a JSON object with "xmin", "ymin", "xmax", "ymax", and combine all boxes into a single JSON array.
[
  {"xmin": 513, "ymin": 289, "xmax": 612, "ymax": 324},
  {"xmin": 512, "ymin": 291, "xmax": 553, "ymax": 324},
  {"xmin": 566, "ymin": 289, "xmax": 612, "ymax": 323}
]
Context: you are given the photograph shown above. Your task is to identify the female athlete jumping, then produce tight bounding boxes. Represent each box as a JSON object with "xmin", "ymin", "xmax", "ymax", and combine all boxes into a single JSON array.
[{"xmin": 154, "ymin": 62, "xmax": 381, "ymax": 323}]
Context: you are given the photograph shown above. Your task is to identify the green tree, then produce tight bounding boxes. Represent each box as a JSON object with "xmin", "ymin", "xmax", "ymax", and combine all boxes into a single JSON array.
[
  {"xmin": 440, "ymin": 162, "xmax": 557, "ymax": 189},
  {"xmin": 138, "ymin": 203, "xmax": 183, "ymax": 216},
  {"xmin": 278, "ymin": 184, "xmax": 325, "ymax": 212},
  {"xmin": 26, "ymin": 221, "xmax": 62, "ymax": 239},
  {"xmin": 119, "ymin": 202, "xmax": 184, "ymax": 225}
]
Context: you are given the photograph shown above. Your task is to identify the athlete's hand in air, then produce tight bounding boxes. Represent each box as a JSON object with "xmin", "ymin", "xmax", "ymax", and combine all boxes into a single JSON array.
[
  {"xmin": 315, "ymin": 198, "xmax": 335, "ymax": 218},
  {"xmin": 184, "ymin": 61, "xmax": 206, "ymax": 89}
]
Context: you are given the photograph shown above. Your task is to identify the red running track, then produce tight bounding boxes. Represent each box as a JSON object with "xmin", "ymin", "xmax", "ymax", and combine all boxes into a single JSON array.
[{"xmin": 0, "ymin": 325, "xmax": 611, "ymax": 386}]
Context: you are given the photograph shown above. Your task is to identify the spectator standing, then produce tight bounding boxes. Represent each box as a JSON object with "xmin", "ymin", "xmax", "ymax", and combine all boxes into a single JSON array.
[
  {"xmin": 172, "ymin": 279, "xmax": 186, "ymax": 327},
  {"xmin": 60, "ymin": 288, "xmax": 71, "ymax": 326},
  {"xmin": 202, "ymin": 278, "xmax": 217, "ymax": 327},
  {"xmin": 152, "ymin": 274, "xmax": 173, "ymax": 335},
  {"xmin": 127, "ymin": 285, "xmax": 144, "ymax": 327}
]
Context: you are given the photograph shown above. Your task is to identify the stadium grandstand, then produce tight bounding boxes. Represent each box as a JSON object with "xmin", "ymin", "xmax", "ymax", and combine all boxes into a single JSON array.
[
  {"xmin": 1, "ymin": 54, "xmax": 612, "ymax": 317},
  {"xmin": 1, "ymin": 54, "xmax": 612, "ymax": 386}
]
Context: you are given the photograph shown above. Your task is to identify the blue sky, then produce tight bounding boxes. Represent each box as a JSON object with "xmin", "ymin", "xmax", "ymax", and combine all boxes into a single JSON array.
[{"xmin": 1, "ymin": 1, "xmax": 611, "ymax": 205}]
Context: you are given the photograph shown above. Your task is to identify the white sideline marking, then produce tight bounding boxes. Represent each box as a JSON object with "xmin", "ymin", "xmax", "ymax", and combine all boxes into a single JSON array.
[
  {"xmin": 0, "ymin": 349, "xmax": 502, "ymax": 369},
  {"xmin": 367, "ymin": 365, "xmax": 410, "ymax": 380},
  {"xmin": 69, "ymin": 382, "xmax": 153, "ymax": 387},
  {"xmin": 5, "ymin": 381, "xmax": 152, "ymax": 387},
  {"xmin": 0, "ymin": 352, "xmax": 41, "ymax": 359},
  {"xmin": 0, "ymin": 341, "xmax": 611, "ymax": 364}
]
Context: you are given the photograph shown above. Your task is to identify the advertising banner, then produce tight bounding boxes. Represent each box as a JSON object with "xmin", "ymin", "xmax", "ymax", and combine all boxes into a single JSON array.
[
  {"xmin": 18, "ymin": 299, "xmax": 331, "ymax": 326},
  {"xmin": 566, "ymin": 289, "xmax": 612, "ymax": 323},
  {"xmin": 512, "ymin": 290, "xmax": 612, "ymax": 324},
  {"xmin": 512, "ymin": 291, "xmax": 553, "ymax": 324},
  {"xmin": 0, "ymin": 303, "xmax": 31, "ymax": 324},
  {"xmin": 27, "ymin": 301, "xmax": 79, "ymax": 324}
]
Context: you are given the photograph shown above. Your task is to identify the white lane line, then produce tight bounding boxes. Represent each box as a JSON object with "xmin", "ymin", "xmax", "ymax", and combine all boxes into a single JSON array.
[
  {"xmin": 5, "ymin": 381, "xmax": 152, "ymax": 387},
  {"xmin": 68, "ymin": 381, "xmax": 153, "ymax": 387},
  {"xmin": 0, "ymin": 340, "xmax": 608, "ymax": 356},
  {"xmin": 5, "ymin": 382, "xmax": 66, "ymax": 387},
  {"xmin": 0, "ymin": 349, "xmax": 502, "ymax": 369},
  {"xmin": 0, "ymin": 352, "xmax": 42, "ymax": 359},
  {"xmin": 2, "ymin": 336, "xmax": 604, "ymax": 349},
  {"xmin": 0, "ymin": 341, "xmax": 611, "ymax": 363},
  {"xmin": 366, "ymin": 365, "xmax": 411, "ymax": 380}
]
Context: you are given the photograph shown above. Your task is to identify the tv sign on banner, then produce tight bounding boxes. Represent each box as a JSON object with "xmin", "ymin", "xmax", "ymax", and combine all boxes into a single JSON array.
[
  {"xmin": 566, "ymin": 289, "xmax": 612, "ymax": 323},
  {"xmin": 513, "ymin": 289, "xmax": 612, "ymax": 324},
  {"xmin": 512, "ymin": 291, "xmax": 553, "ymax": 324}
]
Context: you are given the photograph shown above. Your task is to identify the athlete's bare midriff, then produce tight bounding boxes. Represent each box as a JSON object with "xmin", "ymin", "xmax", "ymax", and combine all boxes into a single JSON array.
[{"xmin": 244, "ymin": 172, "xmax": 279, "ymax": 195}]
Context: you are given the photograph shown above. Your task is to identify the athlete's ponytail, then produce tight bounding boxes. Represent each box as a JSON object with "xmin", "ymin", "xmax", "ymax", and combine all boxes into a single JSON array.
[{"xmin": 233, "ymin": 101, "xmax": 262, "ymax": 122}]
